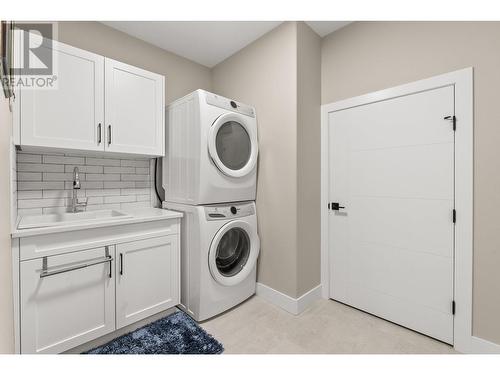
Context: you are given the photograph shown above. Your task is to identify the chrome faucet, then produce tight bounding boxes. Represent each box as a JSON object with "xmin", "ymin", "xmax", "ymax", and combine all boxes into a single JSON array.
[{"xmin": 71, "ymin": 167, "xmax": 87, "ymax": 213}]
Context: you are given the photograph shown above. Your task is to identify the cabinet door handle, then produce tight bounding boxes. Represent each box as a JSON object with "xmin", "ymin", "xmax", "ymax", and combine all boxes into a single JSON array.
[
  {"xmin": 108, "ymin": 125, "xmax": 112, "ymax": 145},
  {"xmin": 119, "ymin": 253, "xmax": 123, "ymax": 275},
  {"xmin": 40, "ymin": 255, "xmax": 113, "ymax": 278},
  {"xmin": 97, "ymin": 123, "xmax": 102, "ymax": 145},
  {"xmin": 107, "ymin": 246, "xmax": 112, "ymax": 278}
]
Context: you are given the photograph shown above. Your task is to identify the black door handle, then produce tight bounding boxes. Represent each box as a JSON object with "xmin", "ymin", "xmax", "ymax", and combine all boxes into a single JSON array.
[{"xmin": 330, "ymin": 202, "xmax": 345, "ymax": 211}]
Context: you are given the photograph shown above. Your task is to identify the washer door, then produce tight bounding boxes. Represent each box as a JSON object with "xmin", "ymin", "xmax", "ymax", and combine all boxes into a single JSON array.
[
  {"xmin": 208, "ymin": 220, "xmax": 260, "ymax": 286},
  {"xmin": 208, "ymin": 113, "xmax": 258, "ymax": 178}
]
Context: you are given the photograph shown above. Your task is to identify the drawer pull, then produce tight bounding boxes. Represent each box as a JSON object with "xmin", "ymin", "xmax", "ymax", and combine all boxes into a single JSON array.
[{"xmin": 40, "ymin": 248, "xmax": 113, "ymax": 279}]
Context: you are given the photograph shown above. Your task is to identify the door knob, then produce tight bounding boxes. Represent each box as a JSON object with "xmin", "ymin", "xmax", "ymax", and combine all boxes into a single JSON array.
[{"xmin": 330, "ymin": 202, "xmax": 345, "ymax": 211}]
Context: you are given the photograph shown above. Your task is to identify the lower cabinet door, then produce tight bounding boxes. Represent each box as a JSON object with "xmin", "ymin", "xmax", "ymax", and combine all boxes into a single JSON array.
[
  {"xmin": 20, "ymin": 246, "xmax": 115, "ymax": 354},
  {"xmin": 116, "ymin": 236, "xmax": 179, "ymax": 329}
]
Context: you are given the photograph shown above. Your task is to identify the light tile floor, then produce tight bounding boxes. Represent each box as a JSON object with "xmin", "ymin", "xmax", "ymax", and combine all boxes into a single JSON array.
[{"xmin": 201, "ymin": 296, "xmax": 457, "ymax": 354}]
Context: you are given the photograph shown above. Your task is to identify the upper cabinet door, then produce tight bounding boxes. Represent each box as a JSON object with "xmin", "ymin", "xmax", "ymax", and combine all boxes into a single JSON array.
[
  {"xmin": 105, "ymin": 58, "xmax": 165, "ymax": 156},
  {"xmin": 20, "ymin": 40, "xmax": 105, "ymax": 151}
]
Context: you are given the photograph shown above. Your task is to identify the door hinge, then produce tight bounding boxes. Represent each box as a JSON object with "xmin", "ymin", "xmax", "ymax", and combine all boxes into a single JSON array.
[
  {"xmin": 452, "ymin": 209, "xmax": 456, "ymax": 224},
  {"xmin": 444, "ymin": 115, "xmax": 456, "ymax": 131},
  {"xmin": 452, "ymin": 300, "xmax": 456, "ymax": 315}
]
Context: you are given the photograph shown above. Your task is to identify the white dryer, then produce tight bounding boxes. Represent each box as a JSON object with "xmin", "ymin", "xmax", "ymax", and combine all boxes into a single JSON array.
[
  {"xmin": 163, "ymin": 200, "xmax": 260, "ymax": 321},
  {"xmin": 163, "ymin": 89, "xmax": 258, "ymax": 205}
]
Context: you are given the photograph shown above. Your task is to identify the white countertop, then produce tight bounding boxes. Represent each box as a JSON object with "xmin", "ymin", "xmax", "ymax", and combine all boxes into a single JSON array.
[{"xmin": 11, "ymin": 208, "xmax": 183, "ymax": 238}]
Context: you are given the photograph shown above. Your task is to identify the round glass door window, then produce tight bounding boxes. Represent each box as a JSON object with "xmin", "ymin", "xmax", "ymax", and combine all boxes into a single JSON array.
[
  {"xmin": 215, "ymin": 227, "xmax": 250, "ymax": 277},
  {"xmin": 215, "ymin": 121, "xmax": 251, "ymax": 171}
]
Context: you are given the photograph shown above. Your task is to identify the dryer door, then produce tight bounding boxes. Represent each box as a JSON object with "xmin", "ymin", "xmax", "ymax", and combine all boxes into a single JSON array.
[
  {"xmin": 208, "ymin": 220, "xmax": 260, "ymax": 286},
  {"xmin": 208, "ymin": 113, "xmax": 258, "ymax": 178}
]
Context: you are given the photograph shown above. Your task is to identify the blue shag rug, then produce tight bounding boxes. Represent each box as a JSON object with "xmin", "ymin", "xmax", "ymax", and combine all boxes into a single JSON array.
[{"xmin": 84, "ymin": 311, "xmax": 224, "ymax": 354}]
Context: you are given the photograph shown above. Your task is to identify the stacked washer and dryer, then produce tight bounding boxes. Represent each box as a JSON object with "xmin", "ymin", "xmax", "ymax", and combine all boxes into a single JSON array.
[{"xmin": 162, "ymin": 90, "xmax": 260, "ymax": 321}]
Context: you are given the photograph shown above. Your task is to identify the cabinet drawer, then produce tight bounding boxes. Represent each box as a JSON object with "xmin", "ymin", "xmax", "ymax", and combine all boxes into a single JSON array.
[
  {"xmin": 20, "ymin": 246, "xmax": 115, "ymax": 353},
  {"xmin": 20, "ymin": 219, "xmax": 179, "ymax": 261}
]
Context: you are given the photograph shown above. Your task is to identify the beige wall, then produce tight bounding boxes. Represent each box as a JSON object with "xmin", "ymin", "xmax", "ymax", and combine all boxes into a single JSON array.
[
  {"xmin": 0, "ymin": 97, "xmax": 14, "ymax": 353},
  {"xmin": 296, "ymin": 22, "xmax": 321, "ymax": 296},
  {"xmin": 57, "ymin": 22, "xmax": 212, "ymax": 103},
  {"xmin": 212, "ymin": 22, "xmax": 322, "ymax": 298},
  {"xmin": 321, "ymin": 21, "xmax": 500, "ymax": 344},
  {"xmin": 212, "ymin": 22, "xmax": 300, "ymax": 297}
]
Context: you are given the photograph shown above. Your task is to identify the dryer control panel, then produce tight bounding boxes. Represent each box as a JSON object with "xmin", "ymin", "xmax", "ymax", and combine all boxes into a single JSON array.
[
  {"xmin": 205, "ymin": 92, "xmax": 256, "ymax": 118},
  {"xmin": 205, "ymin": 202, "xmax": 255, "ymax": 220}
]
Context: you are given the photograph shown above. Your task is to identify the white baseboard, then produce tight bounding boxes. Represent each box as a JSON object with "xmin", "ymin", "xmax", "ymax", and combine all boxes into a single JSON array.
[
  {"xmin": 256, "ymin": 283, "xmax": 322, "ymax": 315},
  {"xmin": 468, "ymin": 336, "xmax": 500, "ymax": 354}
]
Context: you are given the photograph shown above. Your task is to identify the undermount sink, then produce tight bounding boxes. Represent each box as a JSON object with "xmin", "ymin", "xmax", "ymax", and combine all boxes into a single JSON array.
[{"xmin": 17, "ymin": 209, "xmax": 133, "ymax": 230}]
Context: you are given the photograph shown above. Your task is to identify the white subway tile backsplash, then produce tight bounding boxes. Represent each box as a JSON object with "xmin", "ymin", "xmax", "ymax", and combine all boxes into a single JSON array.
[
  {"xmin": 104, "ymin": 195, "xmax": 136, "ymax": 204},
  {"xmin": 104, "ymin": 166, "xmax": 135, "ymax": 174},
  {"xmin": 18, "ymin": 181, "xmax": 65, "ymax": 191},
  {"xmin": 18, "ymin": 172, "xmax": 42, "ymax": 181},
  {"xmin": 85, "ymin": 189, "xmax": 120, "ymax": 197},
  {"xmin": 104, "ymin": 181, "xmax": 135, "ymax": 189},
  {"xmin": 18, "ymin": 190, "xmax": 43, "ymax": 199},
  {"xmin": 135, "ymin": 167, "xmax": 149, "ymax": 174},
  {"xmin": 86, "ymin": 173, "xmax": 120, "ymax": 181},
  {"xmin": 18, "ymin": 198, "xmax": 66, "ymax": 209},
  {"xmin": 17, "ymin": 154, "xmax": 42, "ymax": 163},
  {"xmin": 85, "ymin": 157, "xmax": 121, "ymax": 166},
  {"xmin": 121, "ymin": 159, "xmax": 149, "ymax": 168},
  {"xmin": 18, "ymin": 163, "xmax": 64, "ymax": 172},
  {"xmin": 43, "ymin": 155, "xmax": 85, "ymax": 165},
  {"xmin": 121, "ymin": 174, "xmax": 150, "ymax": 181},
  {"xmin": 135, "ymin": 181, "xmax": 151, "ymax": 188},
  {"xmin": 43, "ymin": 172, "xmax": 84, "ymax": 181},
  {"xmin": 64, "ymin": 165, "xmax": 104, "ymax": 173},
  {"xmin": 17, "ymin": 151, "xmax": 155, "ymax": 216},
  {"xmin": 137, "ymin": 194, "xmax": 150, "ymax": 202},
  {"xmin": 121, "ymin": 188, "xmax": 150, "ymax": 196}
]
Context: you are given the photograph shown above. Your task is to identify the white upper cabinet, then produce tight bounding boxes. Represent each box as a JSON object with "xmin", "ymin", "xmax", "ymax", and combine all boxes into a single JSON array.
[
  {"xmin": 105, "ymin": 58, "xmax": 164, "ymax": 156},
  {"xmin": 19, "ymin": 41, "xmax": 105, "ymax": 151},
  {"xmin": 15, "ymin": 39, "xmax": 165, "ymax": 157}
]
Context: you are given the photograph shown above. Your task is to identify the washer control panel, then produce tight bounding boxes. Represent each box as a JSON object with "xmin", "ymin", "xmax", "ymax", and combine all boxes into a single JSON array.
[
  {"xmin": 205, "ymin": 202, "xmax": 255, "ymax": 220},
  {"xmin": 205, "ymin": 92, "xmax": 255, "ymax": 118}
]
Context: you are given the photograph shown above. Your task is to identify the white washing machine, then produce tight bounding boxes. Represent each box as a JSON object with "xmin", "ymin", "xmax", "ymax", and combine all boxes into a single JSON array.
[
  {"xmin": 163, "ymin": 200, "xmax": 260, "ymax": 321},
  {"xmin": 163, "ymin": 89, "xmax": 258, "ymax": 205}
]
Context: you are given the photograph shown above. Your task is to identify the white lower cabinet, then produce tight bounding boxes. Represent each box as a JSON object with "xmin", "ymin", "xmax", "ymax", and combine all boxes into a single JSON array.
[
  {"xmin": 20, "ymin": 246, "xmax": 115, "ymax": 354},
  {"xmin": 17, "ymin": 219, "xmax": 181, "ymax": 353},
  {"xmin": 116, "ymin": 236, "xmax": 179, "ymax": 328}
]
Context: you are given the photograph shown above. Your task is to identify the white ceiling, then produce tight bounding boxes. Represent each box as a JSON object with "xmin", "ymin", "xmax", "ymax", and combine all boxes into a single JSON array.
[
  {"xmin": 305, "ymin": 21, "xmax": 351, "ymax": 37},
  {"xmin": 102, "ymin": 21, "xmax": 351, "ymax": 68}
]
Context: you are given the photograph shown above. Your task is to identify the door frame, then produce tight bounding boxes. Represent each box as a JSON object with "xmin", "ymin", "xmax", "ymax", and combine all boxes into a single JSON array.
[{"xmin": 320, "ymin": 68, "xmax": 473, "ymax": 352}]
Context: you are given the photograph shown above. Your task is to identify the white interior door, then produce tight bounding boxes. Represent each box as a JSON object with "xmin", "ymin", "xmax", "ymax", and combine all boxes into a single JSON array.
[
  {"xmin": 328, "ymin": 86, "xmax": 455, "ymax": 344},
  {"xmin": 105, "ymin": 58, "xmax": 164, "ymax": 156},
  {"xmin": 20, "ymin": 40, "xmax": 105, "ymax": 151}
]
